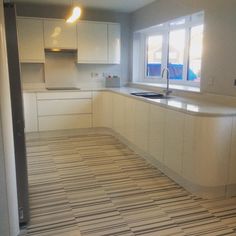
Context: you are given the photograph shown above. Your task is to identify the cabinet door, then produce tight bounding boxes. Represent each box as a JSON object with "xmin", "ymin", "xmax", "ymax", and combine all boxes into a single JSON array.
[
  {"xmin": 228, "ymin": 117, "xmax": 236, "ymax": 185},
  {"xmin": 124, "ymin": 97, "xmax": 136, "ymax": 143},
  {"xmin": 134, "ymin": 100, "xmax": 149, "ymax": 152},
  {"xmin": 148, "ymin": 104, "xmax": 166, "ymax": 163},
  {"xmin": 164, "ymin": 109, "xmax": 185, "ymax": 175},
  {"xmin": 38, "ymin": 114, "xmax": 92, "ymax": 131},
  {"xmin": 183, "ymin": 115, "xmax": 232, "ymax": 187},
  {"xmin": 77, "ymin": 22, "xmax": 108, "ymax": 63},
  {"xmin": 112, "ymin": 93, "xmax": 125, "ymax": 136},
  {"xmin": 44, "ymin": 19, "xmax": 77, "ymax": 49},
  {"xmin": 108, "ymin": 23, "xmax": 120, "ymax": 64},
  {"xmin": 23, "ymin": 93, "xmax": 38, "ymax": 132},
  {"xmin": 37, "ymin": 99, "xmax": 92, "ymax": 116},
  {"xmin": 17, "ymin": 18, "xmax": 45, "ymax": 63},
  {"xmin": 92, "ymin": 91, "xmax": 113, "ymax": 128}
]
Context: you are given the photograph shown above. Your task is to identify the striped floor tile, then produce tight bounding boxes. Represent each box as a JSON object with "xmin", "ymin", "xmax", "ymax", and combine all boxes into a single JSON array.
[{"xmin": 23, "ymin": 132, "xmax": 236, "ymax": 236}]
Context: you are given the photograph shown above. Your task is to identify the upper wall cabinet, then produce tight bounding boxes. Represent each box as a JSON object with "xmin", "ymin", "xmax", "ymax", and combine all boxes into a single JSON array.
[
  {"xmin": 44, "ymin": 19, "xmax": 77, "ymax": 50},
  {"xmin": 108, "ymin": 23, "xmax": 121, "ymax": 64},
  {"xmin": 77, "ymin": 21, "xmax": 120, "ymax": 64},
  {"xmin": 77, "ymin": 21, "xmax": 108, "ymax": 63},
  {"xmin": 17, "ymin": 18, "xmax": 45, "ymax": 63}
]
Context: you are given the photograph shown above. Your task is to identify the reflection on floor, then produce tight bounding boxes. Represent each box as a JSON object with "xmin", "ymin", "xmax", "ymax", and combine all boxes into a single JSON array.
[{"xmin": 23, "ymin": 131, "xmax": 236, "ymax": 236}]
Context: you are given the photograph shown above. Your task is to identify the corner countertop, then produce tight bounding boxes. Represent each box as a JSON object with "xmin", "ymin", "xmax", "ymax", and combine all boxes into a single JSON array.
[{"xmin": 23, "ymin": 87, "xmax": 236, "ymax": 117}]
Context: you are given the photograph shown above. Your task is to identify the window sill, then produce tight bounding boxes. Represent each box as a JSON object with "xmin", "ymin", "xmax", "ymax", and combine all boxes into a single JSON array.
[{"xmin": 130, "ymin": 82, "xmax": 201, "ymax": 93}]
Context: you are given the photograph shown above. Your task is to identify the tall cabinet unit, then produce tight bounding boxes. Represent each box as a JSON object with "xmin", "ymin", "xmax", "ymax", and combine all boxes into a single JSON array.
[
  {"xmin": 17, "ymin": 18, "xmax": 45, "ymax": 63},
  {"xmin": 43, "ymin": 19, "xmax": 77, "ymax": 50}
]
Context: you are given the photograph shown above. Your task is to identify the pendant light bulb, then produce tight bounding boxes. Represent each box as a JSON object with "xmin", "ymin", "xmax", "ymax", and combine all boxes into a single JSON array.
[{"xmin": 66, "ymin": 6, "xmax": 81, "ymax": 23}]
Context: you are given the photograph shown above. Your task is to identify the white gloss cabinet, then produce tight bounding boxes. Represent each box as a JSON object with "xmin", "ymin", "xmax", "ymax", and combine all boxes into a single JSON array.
[
  {"xmin": 44, "ymin": 19, "xmax": 77, "ymax": 49},
  {"xmin": 124, "ymin": 97, "xmax": 136, "ymax": 144},
  {"xmin": 148, "ymin": 104, "xmax": 166, "ymax": 163},
  {"xmin": 23, "ymin": 93, "xmax": 38, "ymax": 132},
  {"xmin": 37, "ymin": 99, "xmax": 92, "ymax": 116},
  {"xmin": 17, "ymin": 18, "xmax": 45, "ymax": 63},
  {"xmin": 92, "ymin": 92, "xmax": 113, "ymax": 128},
  {"xmin": 134, "ymin": 100, "xmax": 149, "ymax": 152},
  {"xmin": 228, "ymin": 117, "xmax": 236, "ymax": 191},
  {"xmin": 163, "ymin": 109, "xmax": 185, "ymax": 175},
  {"xmin": 77, "ymin": 22, "xmax": 108, "ymax": 63},
  {"xmin": 112, "ymin": 93, "xmax": 125, "ymax": 136},
  {"xmin": 182, "ymin": 116, "xmax": 232, "ymax": 188},
  {"xmin": 108, "ymin": 23, "xmax": 121, "ymax": 64}
]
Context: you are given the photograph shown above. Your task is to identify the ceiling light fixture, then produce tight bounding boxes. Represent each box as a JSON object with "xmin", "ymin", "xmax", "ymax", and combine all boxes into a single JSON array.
[{"xmin": 66, "ymin": 6, "xmax": 82, "ymax": 24}]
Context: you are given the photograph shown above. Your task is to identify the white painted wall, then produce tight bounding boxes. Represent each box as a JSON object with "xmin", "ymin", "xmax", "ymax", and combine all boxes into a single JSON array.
[
  {"xmin": 131, "ymin": 0, "xmax": 236, "ymax": 97},
  {"xmin": 0, "ymin": 1, "xmax": 20, "ymax": 236}
]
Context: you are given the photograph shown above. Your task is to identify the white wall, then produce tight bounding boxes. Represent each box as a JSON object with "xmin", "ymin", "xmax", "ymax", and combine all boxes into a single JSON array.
[
  {"xmin": 132, "ymin": 0, "xmax": 236, "ymax": 97},
  {"xmin": 0, "ymin": 1, "xmax": 20, "ymax": 235}
]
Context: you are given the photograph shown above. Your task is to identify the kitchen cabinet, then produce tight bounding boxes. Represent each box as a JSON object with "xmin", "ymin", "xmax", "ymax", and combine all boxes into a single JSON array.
[
  {"xmin": 37, "ymin": 91, "xmax": 92, "ymax": 131},
  {"xmin": 124, "ymin": 97, "xmax": 136, "ymax": 143},
  {"xmin": 108, "ymin": 23, "xmax": 121, "ymax": 64},
  {"xmin": 112, "ymin": 93, "xmax": 125, "ymax": 135},
  {"xmin": 37, "ymin": 99, "xmax": 91, "ymax": 116},
  {"xmin": 134, "ymin": 100, "xmax": 149, "ymax": 152},
  {"xmin": 77, "ymin": 21, "xmax": 121, "ymax": 64},
  {"xmin": 44, "ymin": 19, "xmax": 77, "ymax": 50},
  {"xmin": 148, "ymin": 104, "xmax": 166, "ymax": 163},
  {"xmin": 38, "ymin": 115, "xmax": 91, "ymax": 131},
  {"xmin": 182, "ymin": 115, "xmax": 232, "ymax": 187},
  {"xmin": 17, "ymin": 18, "xmax": 45, "ymax": 63},
  {"xmin": 23, "ymin": 89, "xmax": 236, "ymax": 198},
  {"xmin": 23, "ymin": 93, "xmax": 38, "ymax": 132},
  {"xmin": 77, "ymin": 21, "xmax": 108, "ymax": 63},
  {"xmin": 228, "ymin": 117, "xmax": 236, "ymax": 195},
  {"xmin": 92, "ymin": 91, "xmax": 113, "ymax": 128},
  {"xmin": 163, "ymin": 109, "xmax": 185, "ymax": 175}
]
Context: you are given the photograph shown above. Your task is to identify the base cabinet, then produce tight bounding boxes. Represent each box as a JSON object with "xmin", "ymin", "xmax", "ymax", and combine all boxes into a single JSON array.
[
  {"xmin": 148, "ymin": 104, "xmax": 165, "ymax": 163},
  {"xmin": 229, "ymin": 118, "xmax": 236, "ymax": 185},
  {"xmin": 112, "ymin": 93, "xmax": 125, "ymax": 135},
  {"xmin": 133, "ymin": 100, "xmax": 149, "ymax": 152},
  {"xmin": 24, "ymin": 90, "xmax": 236, "ymax": 198},
  {"xmin": 163, "ymin": 110, "xmax": 185, "ymax": 175},
  {"xmin": 182, "ymin": 115, "xmax": 232, "ymax": 187},
  {"xmin": 92, "ymin": 91, "xmax": 113, "ymax": 128},
  {"xmin": 124, "ymin": 97, "xmax": 136, "ymax": 144},
  {"xmin": 23, "ymin": 93, "xmax": 38, "ymax": 132},
  {"xmin": 38, "ymin": 115, "xmax": 92, "ymax": 131}
]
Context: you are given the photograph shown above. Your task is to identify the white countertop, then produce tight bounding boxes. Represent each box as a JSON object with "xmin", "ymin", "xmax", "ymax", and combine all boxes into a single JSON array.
[{"xmin": 23, "ymin": 87, "xmax": 236, "ymax": 117}]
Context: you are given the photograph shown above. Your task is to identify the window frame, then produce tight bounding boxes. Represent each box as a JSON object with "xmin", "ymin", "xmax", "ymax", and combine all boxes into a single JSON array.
[{"xmin": 138, "ymin": 12, "xmax": 204, "ymax": 87}]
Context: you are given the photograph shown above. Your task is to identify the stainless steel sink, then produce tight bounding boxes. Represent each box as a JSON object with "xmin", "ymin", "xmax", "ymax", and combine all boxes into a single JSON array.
[{"xmin": 130, "ymin": 92, "xmax": 171, "ymax": 99}]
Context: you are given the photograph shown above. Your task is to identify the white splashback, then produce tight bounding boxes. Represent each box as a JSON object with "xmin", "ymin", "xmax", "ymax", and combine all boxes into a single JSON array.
[{"xmin": 21, "ymin": 52, "xmax": 123, "ymax": 89}]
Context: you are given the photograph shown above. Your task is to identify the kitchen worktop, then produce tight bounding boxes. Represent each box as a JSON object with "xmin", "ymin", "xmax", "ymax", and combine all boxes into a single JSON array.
[{"xmin": 23, "ymin": 86, "xmax": 236, "ymax": 117}]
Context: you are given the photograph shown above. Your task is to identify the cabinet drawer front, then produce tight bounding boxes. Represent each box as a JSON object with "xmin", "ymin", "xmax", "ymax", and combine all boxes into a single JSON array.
[
  {"xmin": 37, "ymin": 91, "xmax": 92, "ymax": 100},
  {"xmin": 38, "ymin": 114, "xmax": 92, "ymax": 131},
  {"xmin": 38, "ymin": 99, "xmax": 91, "ymax": 116}
]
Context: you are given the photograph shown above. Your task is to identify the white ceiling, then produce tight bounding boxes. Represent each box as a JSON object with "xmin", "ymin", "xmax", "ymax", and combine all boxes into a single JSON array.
[{"xmin": 13, "ymin": 0, "xmax": 156, "ymax": 13}]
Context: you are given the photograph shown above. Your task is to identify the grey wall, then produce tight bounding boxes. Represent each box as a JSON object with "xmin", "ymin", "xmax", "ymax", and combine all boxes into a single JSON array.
[
  {"xmin": 0, "ymin": 1, "xmax": 19, "ymax": 236},
  {"xmin": 132, "ymin": 0, "xmax": 236, "ymax": 97},
  {"xmin": 16, "ymin": 3, "xmax": 131, "ymax": 88}
]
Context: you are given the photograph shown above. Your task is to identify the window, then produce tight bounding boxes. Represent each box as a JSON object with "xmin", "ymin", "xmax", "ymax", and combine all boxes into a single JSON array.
[
  {"xmin": 134, "ymin": 12, "xmax": 204, "ymax": 87},
  {"xmin": 146, "ymin": 35, "xmax": 163, "ymax": 77},
  {"xmin": 168, "ymin": 29, "xmax": 186, "ymax": 80}
]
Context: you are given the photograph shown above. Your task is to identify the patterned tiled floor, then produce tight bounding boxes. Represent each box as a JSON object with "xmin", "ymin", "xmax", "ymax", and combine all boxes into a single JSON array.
[{"xmin": 23, "ymin": 132, "xmax": 236, "ymax": 236}]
